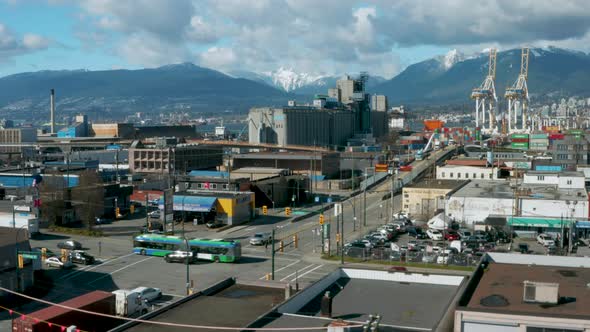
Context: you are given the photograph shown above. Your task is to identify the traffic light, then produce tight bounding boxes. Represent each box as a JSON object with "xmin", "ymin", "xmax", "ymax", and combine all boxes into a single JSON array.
[
  {"xmin": 285, "ymin": 207, "xmax": 291, "ymax": 216},
  {"xmin": 116, "ymin": 207, "xmax": 121, "ymax": 217},
  {"xmin": 61, "ymin": 249, "xmax": 67, "ymax": 262},
  {"xmin": 130, "ymin": 204, "xmax": 135, "ymax": 214},
  {"xmin": 319, "ymin": 214, "xmax": 325, "ymax": 225},
  {"xmin": 41, "ymin": 248, "xmax": 47, "ymax": 261},
  {"xmin": 17, "ymin": 254, "xmax": 23, "ymax": 269},
  {"xmin": 336, "ymin": 233, "xmax": 341, "ymax": 243},
  {"xmin": 293, "ymin": 234, "xmax": 298, "ymax": 248},
  {"xmin": 262, "ymin": 205, "xmax": 268, "ymax": 215}
]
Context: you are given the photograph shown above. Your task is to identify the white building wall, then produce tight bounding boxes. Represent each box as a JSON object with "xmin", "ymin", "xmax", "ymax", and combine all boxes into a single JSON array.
[
  {"xmin": 557, "ymin": 176, "xmax": 585, "ymax": 189},
  {"xmin": 523, "ymin": 173, "xmax": 559, "ymax": 185},
  {"xmin": 523, "ymin": 173, "xmax": 585, "ymax": 189},
  {"xmin": 446, "ymin": 196, "xmax": 513, "ymax": 226},
  {"xmin": 437, "ymin": 166, "xmax": 498, "ymax": 181},
  {"xmin": 521, "ymin": 198, "xmax": 588, "ymax": 219},
  {"xmin": 389, "ymin": 118, "xmax": 404, "ymax": 129}
]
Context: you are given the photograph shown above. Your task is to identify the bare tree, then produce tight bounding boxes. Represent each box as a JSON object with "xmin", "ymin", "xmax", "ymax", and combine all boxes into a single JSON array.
[
  {"xmin": 71, "ymin": 170, "xmax": 104, "ymax": 231},
  {"xmin": 39, "ymin": 174, "xmax": 67, "ymax": 226}
]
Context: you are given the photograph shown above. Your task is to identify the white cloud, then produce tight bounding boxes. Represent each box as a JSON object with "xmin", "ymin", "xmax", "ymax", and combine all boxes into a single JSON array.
[
  {"xmin": 0, "ymin": 23, "xmax": 51, "ymax": 62},
  {"xmin": 71, "ymin": 0, "xmax": 590, "ymax": 78}
]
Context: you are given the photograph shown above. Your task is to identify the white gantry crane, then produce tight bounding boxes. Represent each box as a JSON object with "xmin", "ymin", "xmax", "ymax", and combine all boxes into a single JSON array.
[
  {"xmin": 505, "ymin": 48, "xmax": 530, "ymax": 132},
  {"xmin": 471, "ymin": 48, "xmax": 498, "ymax": 132}
]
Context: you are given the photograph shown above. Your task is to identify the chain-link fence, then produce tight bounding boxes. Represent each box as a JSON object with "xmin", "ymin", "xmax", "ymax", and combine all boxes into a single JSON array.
[{"xmin": 341, "ymin": 246, "xmax": 481, "ymax": 268}]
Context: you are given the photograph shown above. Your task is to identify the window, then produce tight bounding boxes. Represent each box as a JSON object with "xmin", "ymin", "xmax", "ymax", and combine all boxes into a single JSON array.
[
  {"xmin": 457, "ymin": 173, "xmax": 461, "ymax": 178},
  {"xmin": 222, "ymin": 184, "xmax": 228, "ymax": 190},
  {"xmin": 404, "ymin": 205, "xmax": 409, "ymax": 209},
  {"xmin": 450, "ymin": 172, "xmax": 454, "ymax": 178},
  {"xmin": 211, "ymin": 184, "xmax": 218, "ymax": 189},
  {"xmin": 441, "ymin": 172, "xmax": 445, "ymax": 178},
  {"xmin": 538, "ymin": 176, "xmax": 545, "ymax": 181},
  {"xmin": 567, "ymin": 179, "xmax": 572, "ymax": 185},
  {"xmin": 481, "ymin": 173, "xmax": 484, "ymax": 179},
  {"xmin": 489, "ymin": 174, "xmax": 493, "ymax": 179},
  {"xmin": 473, "ymin": 173, "xmax": 477, "ymax": 179},
  {"xmin": 465, "ymin": 173, "xmax": 469, "ymax": 179},
  {"xmin": 197, "ymin": 183, "xmax": 203, "ymax": 189}
]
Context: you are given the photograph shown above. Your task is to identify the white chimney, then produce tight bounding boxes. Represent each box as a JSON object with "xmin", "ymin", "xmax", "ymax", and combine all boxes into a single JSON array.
[{"xmin": 50, "ymin": 89, "xmax": 55, "ymax": 134}]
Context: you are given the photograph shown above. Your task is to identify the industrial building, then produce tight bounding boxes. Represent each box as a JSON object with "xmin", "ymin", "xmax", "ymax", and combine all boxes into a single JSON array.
[
  {"xmin": 436, "ymin": 165, "xmax": 501, "ymax": 181},
  {"xmin": 548, "ymin": 134, "xmax": 590, "ymax": 171},
  {"xmin": 402, "ymin": 179, "xmax": 469, "ymax": 220},
  {"xmin": 89, "ymin": 123, "xmax": 134, "ymax": 138},
  {"xmin": 231, "ymin": 151, "xmax": 340, "ymax": 178},
  {"xmin": 249, "ymin": 74, "xmax": 382, "ymax": 148},
  {"xmin": 248, "ymin": 106, "xmax": 355, "ymax": 148},
  {"xmin": 371, "ymin": 94, "xmax": 388, "ymax": 112},
  {"xmin": 0, "ymin": 227, "xmax": 35, "ymax": 296},
  {"xmin": 128, "ymin": 139, "xmax": 223, "ymax": 174},
  {"xmin": 455, "ymin": 253, "xmax": 590, "ymax": 332},
  {"xmin": 446, "ymin": 172, "xmax": 588, "ymax": 230},
  {"xmin": 0, "ymin": 127, "xmax": 36, "ymax": 154},
  {"xmin": 57, "ymin": 114, "xmax": 88, "ymax": 138},
  {"xmin": 162, "ymin": 191, "xmax": 255, "ymax": 225}
]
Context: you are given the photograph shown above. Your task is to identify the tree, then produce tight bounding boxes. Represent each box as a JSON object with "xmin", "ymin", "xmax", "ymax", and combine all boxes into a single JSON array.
[
  {"xmin": 39, "ymin": 173, "xmax": 67, "ymax": 226},
  {"xmin": 71, "ymin": 170, "xmax": 104, "ymax": 231}
]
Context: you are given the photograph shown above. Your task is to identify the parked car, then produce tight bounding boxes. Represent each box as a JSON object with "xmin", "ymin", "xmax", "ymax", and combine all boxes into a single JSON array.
[
  {"xmin": 426, "ymin": 229, "xmax": 443, "ymax": 241},
  {"xmin": 69, "ymin": 251, "xmax": 95, "ymax": 265},
  {"xmin": 45, "ymin": 257, "xmax": 74, "ymax": 269},
  {"xmin": 131, "ymin": 287, "xmax": 162, "ymax": 302},
  {"xmin": 407, "ymin": 240, "xmax": 418, "ymax": 250},
  {"xmin": 437, "ymin": 253, "xmax": 451, "ymax": 264},
  {"xmin": 422, "ymin": 253, "xmax": 436, "ymax": 263},
  {"xmin": 408, "ymin": 227, "xmax": 428, "ymax": 239},
  {"xmin": 249, "ymin": 233, "xmax": 272, "ymax": 246},
  {"xmin": 206, "ymin": 222, "xmax": 224, "ymax": 229},
  {"xmin": 164, "ymin": 251, "xmax": 194, "ymax": 263},
  {"xmin": 148, "ymin": 210, "xmax": 161, "ymax": 219},
  {"xmin": 57, "ymin": 240, "xmax": 82, "ymax": 250},
  {"xmin": 537, "ymin": 234, "xmax": 555, "ymax": 247},
  {"xmin": 369, "ymin": 232, "xmax": 388, "ymax": 242},
  {"xmin": 458, "ymin": 229, "xmax": 472, "ymax": 238},
  {"xmin": 444, "ymin": 231, "xmax": 460, "ymax": 241}
]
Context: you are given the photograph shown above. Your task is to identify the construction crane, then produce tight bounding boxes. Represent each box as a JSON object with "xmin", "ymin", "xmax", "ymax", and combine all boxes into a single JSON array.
[
  {"xmin": 505, "ymin": 48, "xmax": 530, "ymax": 132},
  {"xmin": 471, "ymin": 48, "xmax": 497, "ymax": 132}
]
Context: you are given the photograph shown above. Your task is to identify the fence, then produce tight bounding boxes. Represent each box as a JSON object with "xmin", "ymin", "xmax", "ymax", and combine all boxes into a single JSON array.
[{"xmin": 341, "ymin": 247, "xmax": 481, "ymax": 268}]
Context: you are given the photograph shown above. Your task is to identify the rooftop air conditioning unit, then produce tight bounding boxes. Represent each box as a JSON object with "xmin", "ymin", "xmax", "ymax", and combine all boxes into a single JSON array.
[{"xmin": 523, "ymin": 281, "xmax": 559, "ymax": 304}]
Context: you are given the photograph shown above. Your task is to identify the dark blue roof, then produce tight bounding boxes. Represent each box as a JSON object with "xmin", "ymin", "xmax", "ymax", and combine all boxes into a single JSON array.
[{"xmin": 0, "ymin": 174, "xmax": 79, "ymax": 188}]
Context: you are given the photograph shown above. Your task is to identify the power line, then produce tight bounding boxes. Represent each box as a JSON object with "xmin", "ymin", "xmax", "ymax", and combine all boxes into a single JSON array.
[{"xmin": 0, "ymin": 286, "xmax": 362, "ymax": 331}]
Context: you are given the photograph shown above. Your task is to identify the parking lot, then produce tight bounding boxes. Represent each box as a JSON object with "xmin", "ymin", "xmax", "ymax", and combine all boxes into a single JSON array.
[{"xmin": 342, "ymin": 216, "xmax": 590, "ymax": 268}]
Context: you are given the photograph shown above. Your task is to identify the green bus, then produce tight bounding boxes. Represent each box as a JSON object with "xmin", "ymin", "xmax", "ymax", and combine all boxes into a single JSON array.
[{"xmin": 133, "ymin": 234, "xmax": 241, "ymax": 263}]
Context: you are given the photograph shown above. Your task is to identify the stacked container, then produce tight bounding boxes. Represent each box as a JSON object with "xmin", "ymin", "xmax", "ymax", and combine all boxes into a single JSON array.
[
  {"xmin": 511, "ymin": 133, "xmax": 529, "ymax": 150},
  {"xmin": 529, "ymin": 133, "xmax": 549, "ymax": 151}
]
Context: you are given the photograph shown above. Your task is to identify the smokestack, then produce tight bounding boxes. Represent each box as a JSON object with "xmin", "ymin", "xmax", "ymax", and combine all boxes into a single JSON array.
[{"xmin": 50, "ymin": 89, "xmax": 55, "ymax": 134}]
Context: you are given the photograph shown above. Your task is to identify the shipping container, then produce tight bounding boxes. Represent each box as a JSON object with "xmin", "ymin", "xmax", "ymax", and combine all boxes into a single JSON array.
[
  {"xmin": 511, "ymin": 133, "xmax": 529, "ymax": 139},
  {"xmin": 12, "ymin": 291, "xmax": 120, "ymax": 332},
  {"xmin": 543, "ymin": 126, "xmax": 560, "ymax": 133},
  {"xmin": 530, "ymin": 133, "xmax": 548, "ymax": 139},
  {"xmin": 549, "ymin": 134, "xmax": 565, "ymax": 140},
  {"xmin": 409, "ymin": 143, "xmax": 425, "ymax": 150},
  {"xmin": 535, "ymin": 165, "xmax": 562, "ymax": 172},
  {"xmin": 511, "ymin": 138, "xmax": 529, "ymax": 143},
  {"xmin": 511, "ymin": 143, "xmax": 529, "ymax": 148}
]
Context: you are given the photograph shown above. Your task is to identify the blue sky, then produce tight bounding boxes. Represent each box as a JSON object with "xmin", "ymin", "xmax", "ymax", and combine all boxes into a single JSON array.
[{"xmin": 1, "ymin": 0, "xmax": 590, "ymax": 78}]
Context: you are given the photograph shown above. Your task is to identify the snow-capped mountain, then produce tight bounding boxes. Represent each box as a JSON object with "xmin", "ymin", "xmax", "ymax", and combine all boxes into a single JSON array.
[
  {"xmin": 263, "ymin": 67, "xmax": 327, "ymax": 92},
  {"xmin": 434, "ymin": 49, "xmax": 470, "ymax": 70}
]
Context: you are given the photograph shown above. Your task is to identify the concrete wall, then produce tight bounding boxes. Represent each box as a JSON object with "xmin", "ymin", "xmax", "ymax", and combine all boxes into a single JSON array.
[
  {"xmin": 446, "ymin": 196, "xmax": 513, "ymax": 226},
  {"xmin": 341, "ymin": 268, "xmax": 464, "ymax": 286},
  {"xmin": 403, "ymin": 187, "xmax": 452, "ymax": 219},
  {"xmin": 455, "ymin": 310, "xmax": 590, "ymax": 332},
  {"xmin": 520, "ymin": 198, "xmax": 588, "ymax": 219}
]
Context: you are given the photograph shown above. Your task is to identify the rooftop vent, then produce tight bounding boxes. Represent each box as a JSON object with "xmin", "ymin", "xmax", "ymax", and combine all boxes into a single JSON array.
[
  {"xmin": 523, "ymin": 281, "xmax": 559, "ymax": 304},
  {"xmin": 480, "ymin": 294, "xmax": 509, "ymax": 307}
]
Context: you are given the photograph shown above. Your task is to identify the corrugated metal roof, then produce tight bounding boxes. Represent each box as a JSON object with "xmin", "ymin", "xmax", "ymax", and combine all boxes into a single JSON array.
[{"xmin": 158, "ymin": 195, "xmax": 217, "ymax": 212}]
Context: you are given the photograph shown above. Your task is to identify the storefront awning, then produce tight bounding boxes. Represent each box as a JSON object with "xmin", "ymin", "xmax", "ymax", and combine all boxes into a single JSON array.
[
  {"xmin": 507, "ymin": 217, "xmax": 572, "ymax": 228},
  {"xmin": 158, "ymin": 196, "xmax": 217, "ymax": 212},
  {"xmin": 576, "ymin": 221, "xmax": 590, "ymax": 229}
]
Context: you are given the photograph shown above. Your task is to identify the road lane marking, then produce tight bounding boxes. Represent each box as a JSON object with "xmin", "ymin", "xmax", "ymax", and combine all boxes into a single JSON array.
[
  {"xmin": 280, "ymin": 264, "xmax": 316, "ymax": 281},
  {"xmin": 259, "ymin": 260, "xmax": 301, "ymax": 280},
  {"xmin": 88, "ymin": 257, "xmax": 153, "ymax": 285},
  {"xmin": 61, "ymin": 253, "xmax": 137, "ymax": 280},
  {"xmin": 243, "ymin": 254, "xmax": 298, "ymax": 261},
  {"xmin": 291, "ymin": 265, "xmax": 324, "ymax": 282}
]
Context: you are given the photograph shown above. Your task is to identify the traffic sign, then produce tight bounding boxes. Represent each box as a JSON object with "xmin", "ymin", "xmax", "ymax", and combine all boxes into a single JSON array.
[
  {"xmin": 21, "ymin": 253, "xmax": 38, "ymax": 259},
  {"xmin": 327, "ymin": 197, "xmax": 332, "ymax": 203},
  {"xmin": 334, "ymin": 203, "xmax": 342, "ymax": 217},
  {"xmin": 314, "ymin": 196, "xmax": 320, "ymax": 203}
]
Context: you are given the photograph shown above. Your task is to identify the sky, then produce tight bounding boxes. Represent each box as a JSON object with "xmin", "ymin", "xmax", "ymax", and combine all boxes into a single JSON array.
[{"xmin": 1, "ymin": 0, "xmax": 590, "ymax": 79}]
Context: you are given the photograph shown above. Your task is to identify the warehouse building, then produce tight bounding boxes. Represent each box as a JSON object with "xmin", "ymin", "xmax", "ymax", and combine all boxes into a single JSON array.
[
  {"xmin": 0, "ymin": 127, "xmax": 36, "ymax": 155},
  {"xmin": 446, "ymin": 172, "xmax": 588, "ymax": 231},
  {"xmin": 402, "ymin": 180, "xmax": 469, "ymax": 220},
  {"xmin": 162, "ymin": 191, "xmax": 254, "ymax": 225}
]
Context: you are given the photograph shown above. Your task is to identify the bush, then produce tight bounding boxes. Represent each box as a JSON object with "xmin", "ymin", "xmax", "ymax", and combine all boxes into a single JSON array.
[{"xmin": 48, "ymin": 225, "xmax": 103, "ymax": 237}]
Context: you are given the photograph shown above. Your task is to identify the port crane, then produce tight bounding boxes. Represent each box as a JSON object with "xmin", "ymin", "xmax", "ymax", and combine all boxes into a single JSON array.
[
  {"xmin": 505, "ymin": 48, "xmax": 530, "ymax": 132},
  {"xmin": 471, "ymin": 48, "xmax": 497, "ymax": 132}
]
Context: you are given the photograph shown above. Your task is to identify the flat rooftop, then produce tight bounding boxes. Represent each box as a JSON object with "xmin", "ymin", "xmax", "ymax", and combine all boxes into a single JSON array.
[
  {"xmin": 255, "ymin": 269, "xmax": 464, "ymax": 331},
  {"xmin": 126, "ymin": 284, "xmax": 283, "ymax": 332},
  {"xmin": 405, "ymin": 179, "xmax": 468, "ymax": 190},
  {"xmin": 452, "ymin": 180, "xmax": 587, "ymax": 201},
  {"xmin": 467, "ymin": 263, "xmax": 590, "ymax": 319},
  {"xmin": 525, "ymin": 170, "xmax": 585, "ymax": 177}
]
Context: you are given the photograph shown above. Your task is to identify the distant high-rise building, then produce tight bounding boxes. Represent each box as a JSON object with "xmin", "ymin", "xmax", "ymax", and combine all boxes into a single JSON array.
[
  {"xmin": 336, "ymin": 76, "xmax": 355, "ymax": 104},
  {"xmin": 371, "ymin": 94, "xmax": 388, "ymax": 112}
]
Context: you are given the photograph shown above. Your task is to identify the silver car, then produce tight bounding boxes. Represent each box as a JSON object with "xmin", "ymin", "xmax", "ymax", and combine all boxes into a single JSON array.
[{"xmin": 249, "ymin": 233, "xmax": 271, "ymax": 246}]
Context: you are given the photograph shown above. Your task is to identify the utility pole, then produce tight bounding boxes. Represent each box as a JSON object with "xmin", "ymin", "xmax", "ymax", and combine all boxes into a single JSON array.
[
  {"xmin": 271, "ymin": 228, "xmax": 275, "ymax": 280},
  {"xmin": 390, "ymin": 168, "xmax": 395, "ymax": 221},
  {"xmin": 340, "ymin": 208, "xmax": 344, "ymax": 265}
]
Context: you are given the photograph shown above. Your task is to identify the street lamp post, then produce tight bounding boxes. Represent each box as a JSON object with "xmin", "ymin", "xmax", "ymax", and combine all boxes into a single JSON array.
[
  {"xmin": 184, "ymin": 237, "xmax": 190, "ymax": 295},
  {"xmin": 15, "ymin": 224, "xmax": 28, "ymax": 295}
]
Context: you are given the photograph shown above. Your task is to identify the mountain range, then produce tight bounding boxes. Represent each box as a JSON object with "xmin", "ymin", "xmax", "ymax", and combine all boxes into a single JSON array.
[{"xmin": 2, "ymin": 46, "xmax": 590, "ymax": 120}]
